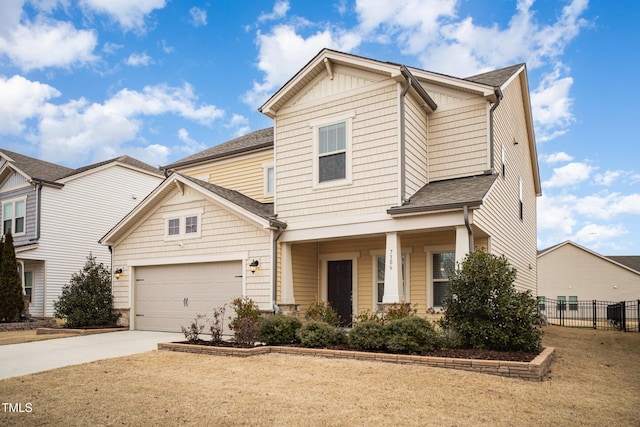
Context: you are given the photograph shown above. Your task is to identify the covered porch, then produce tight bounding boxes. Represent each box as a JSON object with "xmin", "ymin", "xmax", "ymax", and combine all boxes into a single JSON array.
[{"xmin": 277, "ymin": 226, "xmax": 489, "ymax": 325}]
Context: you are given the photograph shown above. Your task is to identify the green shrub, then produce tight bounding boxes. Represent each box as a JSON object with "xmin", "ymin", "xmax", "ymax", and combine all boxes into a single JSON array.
[
  {"xmin": 305, "ymin": 299, "xmax": 340, "ymax": 326},
  {"xmin": 228, "ymin": 297, "xmax": 262, "ymax": 347},
  {"xmin": 353, "ymin": 309, "xmax": 383, "ymax": 324},
  {"xmin": 182, "ymin": 314, "xmax": 206, "ymax": 344},
  {"xmin": 349, "ymin": 320, "xmax": 387, "ymax": 352},
  {"xmin": 0, "ymin": 233, "xmax": 24, "ymax": 322},
  {"xmin": 297, "ymin": 320, "xmax": 345, "ymax": 348},
  {"xmin": 384, "ymin": 315, "xmax": 439, "ymax": 354},
  {"xmin": 440, "ymin": 248, "xmax": 543, "ymax": 352},
  {"xmin": 259, "ymin": 314, "xmax": 302, "ymax": 345},
  {"xmin": 53, "ymin": 254, "xmax": 117, "ymax": 328}
]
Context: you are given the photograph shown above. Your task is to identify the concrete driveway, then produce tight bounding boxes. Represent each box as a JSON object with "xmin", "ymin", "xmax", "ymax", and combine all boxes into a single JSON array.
[{"xmin": 0, "ymin": 330, "xmax": 183, "ymax": 380}]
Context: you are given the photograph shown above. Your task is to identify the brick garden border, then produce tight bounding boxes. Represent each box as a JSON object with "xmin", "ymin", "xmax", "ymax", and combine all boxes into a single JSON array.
[{"xmin": 158, "ymin": 342, "xmax": 555, "ymax": 381}]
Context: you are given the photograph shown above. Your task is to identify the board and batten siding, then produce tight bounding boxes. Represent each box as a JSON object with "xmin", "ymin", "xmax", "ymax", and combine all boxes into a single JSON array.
[
  {"xmin": 29, "ymin": 165, "xmax": 162, "ymax": 316},
  {"xmin": 538, "ymin": 243, "xmax": 640, "ymax": 302},
  {"xmin": 403, "ymin": 92, "xmax": 429, "ymax": 200},
  {"xmin": 112, "ymin": 186, "xmax": 273, "ymax": 311},
  {"xmin": 0, "ymin": 171, "xmax": 30, "ymax": 193},
  {"xmin": 473, "ymin": 74, "xmax": 537, "ymax": 293},
  {"xmin": 427, "ymin": 101, "xmax": 489, "ymax": 181},
  {"xmin": 291, "ymin": 64, "xmax": 379, "ymax": 106},
  {"xmin": 275, "ymin": 76, "xmax": 399, "ymax": 225},
  {"xmin": 181, "ymin": 151, "xmax": 274, "ymax": 203}
]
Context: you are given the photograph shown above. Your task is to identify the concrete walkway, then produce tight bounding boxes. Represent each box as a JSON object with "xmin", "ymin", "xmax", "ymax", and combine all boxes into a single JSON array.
[{"xmin": 0, "ymin": 330, "xmax": 183, "ymax": 380}]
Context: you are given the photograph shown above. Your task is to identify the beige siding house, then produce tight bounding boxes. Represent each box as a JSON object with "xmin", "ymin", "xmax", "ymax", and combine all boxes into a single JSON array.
[
  {"xmin": 538, "ymin": 241, "xmax": 640, "ymax": 303},
  {"xmin": 101, "ymin": 49, "xmax": 541, "ymax": 330}
]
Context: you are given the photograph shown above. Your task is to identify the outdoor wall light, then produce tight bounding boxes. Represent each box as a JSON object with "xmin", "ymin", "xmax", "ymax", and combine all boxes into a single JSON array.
[
  {"xmin": 249, "ymin": 260, "xmax": 259, "ymax": 274},
  {"xmin": 114, "ymin": 268, "xmax": 123, "ymax": 280}
]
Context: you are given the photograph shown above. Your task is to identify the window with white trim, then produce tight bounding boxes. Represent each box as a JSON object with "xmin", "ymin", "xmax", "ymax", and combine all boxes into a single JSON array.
[
  {"xmin": 501, "ymin": 146, "xmax": 506, "ymax": 177},
  {"xmin": 24, "ymin": 271, "xmax": 33, "ymax": 303},
  {"xmin": 519, "ymin": 177, "xmax": 524, "ymax": 221},
  {"xmin": 311, "ymin": 113, "xmax": 353, "ymax": 187},
  {"xmin": 568, "ymin": 295, "xmax": 578, "ymax": 311},
  {"xmin": 164, "ymin": 209, "xmax": 203, "ymax": 240},
  {"xmin": 375, "ymin": 254, "xmax": 408, "ymax": 305},
  {"xmin": 432, "ymin": 252, "xmax": 455, "ymax": 308},
  {"xmin": 264, "ymin": 163, "xmax": 274, "ymax": 197},
  {"xmin": 2, "ymin": 198, "xmax": 26, "ymax": 236}
]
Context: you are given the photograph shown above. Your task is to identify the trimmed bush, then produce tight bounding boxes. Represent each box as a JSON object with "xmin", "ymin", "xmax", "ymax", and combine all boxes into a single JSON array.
[
  {"xmin": 384, "ymin": 303, "xmax": 417, "ymax": 321},
  {"xmin": 385, "ymin": 315, "xmax": 439, "ymax": 354},
  {"xmin": 259, "ymin": 315, "xmax": 302, "ymax": 345},
  {"xmin": 297, "ymin": 320, "xmax": 345, "ymax": 348},
  {"xmin": 0, "ymin": 233, "xmax": 23, "ymax": 322},
  {"xmin": 228, "ymin": 297, "xmax": 262, "ymax": 347},
  {"xmin": 53, "ymin": 254, "xmax": 117, "ymax": 328},
  {"xmin": 348, "ymin": 320, "xmax": 387, "ymax": 352},
  {"xmin": 305, "ymin": 299, "xmax": 340, "ymax": 326},
  {"xmin": 440, "ymin": 248, "xmax": 543, "ymax": 352}
]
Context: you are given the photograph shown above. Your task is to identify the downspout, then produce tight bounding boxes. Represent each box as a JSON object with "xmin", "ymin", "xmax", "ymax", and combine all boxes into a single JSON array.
[
  {"xmin": 399, "ymin": 73, "xmax": 412, "ymax": 203},
  {"xmin": 30, "ymin": 180, "xmax": 44, "ymax": 242},
  {"xmin": 463, "ymin": 205, "xmax": 474, "ymax": 252},
  {"xmin": 489, "ymin": 88, "xmax": 503, "ymax": 171},
  {"xmin": 272, "ymin": 225, "xmax": 284, "ymax": 313}
]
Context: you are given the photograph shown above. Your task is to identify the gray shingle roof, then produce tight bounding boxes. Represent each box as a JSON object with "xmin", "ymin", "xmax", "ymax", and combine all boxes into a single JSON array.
[
  {"xmin": 180, "ymin": 174, "xmax": 285, "ymax": 228},
  {"xmin": 607, "ymin": 256, "xmax": 640, "ymax": 273},
  {"xmin": 464, "ymin": 63, "xmax": 525, "ymax": 87},
  {"xmin": 388, "ymin": 174, "xmax": 498, "ymax": 215},
  {"xmin": 164, "ymin": 128, "xmax": 274, "ymax": 170},
  {"xmin": 66, "ymin": 155, "xmax": 162, "ymax": 178},
  {"xmin": 0, "ymin": 149, "xmax": 74, "ymax": 182}
]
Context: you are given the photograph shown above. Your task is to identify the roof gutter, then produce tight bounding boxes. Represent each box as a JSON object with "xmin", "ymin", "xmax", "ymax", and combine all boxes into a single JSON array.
[{"xmin": 387, "ymin": 200, "xmax": 482, "ymax": 216}]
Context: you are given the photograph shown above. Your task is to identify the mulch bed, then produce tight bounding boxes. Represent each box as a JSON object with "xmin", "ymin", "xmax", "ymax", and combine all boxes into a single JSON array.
[{"xmin": 179, "ymin": 340, "xmax": 539, "ymax": 362}]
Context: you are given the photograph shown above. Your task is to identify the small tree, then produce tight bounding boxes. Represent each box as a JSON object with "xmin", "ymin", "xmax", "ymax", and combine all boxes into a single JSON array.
[
  {"xmin": 440, "ymin": 248, "xmax": 542, "ymax": 352},
  {"xmin": 54, "ymin": 254, "xmax": 118, "ymax": 328},
  {"xmin": 0, "ymin": 233, "xmax": 24, "ymax": 322}
]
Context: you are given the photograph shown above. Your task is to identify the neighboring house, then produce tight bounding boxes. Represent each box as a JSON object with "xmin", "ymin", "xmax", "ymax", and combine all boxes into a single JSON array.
[
  {"xmin": 538, "ymin": 241, "xmax": 640, "ymax": 304},
  {"xmin": 0, "ymin": 149, "xmax": 164, "ymax": 317},
  {"xmin": 100, "ymin": 49, "xmax": 541, "ymax": 331}
]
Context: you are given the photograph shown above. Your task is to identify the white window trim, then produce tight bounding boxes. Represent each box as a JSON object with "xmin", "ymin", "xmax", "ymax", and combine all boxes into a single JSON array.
[
  {"xmin": 370, "ymin": 248, "xmax": 412, "ymax": 311},
  {"xmin": 162, "ymin": 208, "xmax": 204, "ymax": 241},
  {"xmin": 263, "ymin": 162, "xmax": 274, "ymax": 197},
  {"xmin": 501, "ymin": 145, "xmax": 506, "ymax": 178},
  {"xmin": 519, "ymin": 177, "xmax": 524, "ymax": 221},
  {"xmin": 2, "ymin": 197, "xmax": 27, "ymax": 236},
  {"xmin": 424, "ymin": 245, "xmax": 455, "ymax": 310},
  {"xmin": 310, "ymin": 111, "xmax": 355, "ymax": 189}
]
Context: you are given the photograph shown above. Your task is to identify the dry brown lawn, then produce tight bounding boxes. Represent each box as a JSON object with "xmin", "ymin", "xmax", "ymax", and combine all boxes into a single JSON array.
[
  {"xmin": 1, "ymin": 326, "xmax": 639, "ymax": 426},
  {"xmin": 0, "ymin": 330, "xmax": 78, "ymax": 345}
]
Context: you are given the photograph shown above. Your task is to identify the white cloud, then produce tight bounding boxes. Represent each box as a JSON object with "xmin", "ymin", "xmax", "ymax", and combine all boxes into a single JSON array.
[
  {"xmin": 124, "ymin": 144, "xmax": 170, "ymax": 168},
  {"xmin": 531, "ymin": 66, "xmax": 574, "ymax": 142},
  {"xmin": 103, "ymin": 42, "xmax": 123, "ymax": 55},
  {"xmin": 541, "ymin": 151, "xmax": 573, "ymax": 164},
  {"xmin": 177, "ymin": 128, "xmax": 207, "ymax": 154},
  {"xmin": 573, "ymin": 223, "xmax": 627, "ymax": 247},
  {"xmin": 125, "ymin": 52, "xmax": 153, "ymax": 67},
  {"xmin": 159, "ymin": 39, "xmax": 174, "ymax": 54},
  {"xmin": 544, "ymin": 162, "xmax": 593, "ymax": 188},
  {"xmin": 0, "ymin": 14, "xmax": 98, "ymax": 71},
  {"xmin": 258, "ymin": 1, "xmax": 290, "ymax": 22},
  {"xmin": 0, "ymin": 75, "xmax": 60, "ymax": 134},
  {"xmin": 243, "ymin": 25, "xmax": 360, "ymax": 106},
  {"xmin": 594, "ymin": 170, "xmax": 622, "ymax": 186},
  {"xmin": 226, "ymin": 114, "xmax": 251, "ymax": 137},
  {"xmin": 189, "ymin": 7, "xmax": 207, "ymax": 27},
  {"xmin": 36, "ymin": 83, "xmax": 224, "ymax": 165},
  {"xmin": 79, "ymin": 0, "xmax": 166, "ymax": 31}
]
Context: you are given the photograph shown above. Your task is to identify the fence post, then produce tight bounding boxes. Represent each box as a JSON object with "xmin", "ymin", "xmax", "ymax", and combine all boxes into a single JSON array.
[
  {"xmin": 637, "ymin": 300, "xmax": 640, "ymax": 333},
  {"xmin": 592, "ymin": 300, "xmax": 597, "ymax": 330},
  {"xmin": 621, "ymin": 301, "xmax": 627, "ymax": 332}
]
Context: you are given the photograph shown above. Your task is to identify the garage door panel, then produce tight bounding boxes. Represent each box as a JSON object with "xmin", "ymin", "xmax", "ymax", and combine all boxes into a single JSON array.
[{"xmin": 135, "ymin": 261, "xmax": 243, "ymax": 332}]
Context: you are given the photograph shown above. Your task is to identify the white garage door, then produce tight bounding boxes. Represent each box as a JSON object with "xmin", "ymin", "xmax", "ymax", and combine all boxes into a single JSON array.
[{"xmin": 134, "ymin": 261, "xmax": 243, "ymax": 332}]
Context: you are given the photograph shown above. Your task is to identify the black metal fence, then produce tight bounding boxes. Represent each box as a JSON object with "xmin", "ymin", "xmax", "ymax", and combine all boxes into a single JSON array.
[{"xmin": 538, "ymin": 298, "xmax": 640, "ymax": 332}]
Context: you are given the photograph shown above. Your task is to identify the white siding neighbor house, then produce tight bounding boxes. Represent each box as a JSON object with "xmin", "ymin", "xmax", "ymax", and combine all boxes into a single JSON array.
[
  {"xmin": 101, "ymin": 49, "xmax": 541, "ymax": 331},
  {"xmin": 0, "ymin": 149, "xmax": 163, "ymax": 317},
  {"xmin": 538, "ymin": 241, "xmax": 640, "ymax": 303}
]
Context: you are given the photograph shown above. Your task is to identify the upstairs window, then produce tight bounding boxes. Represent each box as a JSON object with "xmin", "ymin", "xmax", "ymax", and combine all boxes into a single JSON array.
[
  {"xmin": 519, "ymin": 177, "xmax": 524, "ymax": 221},
  {"xmin": 501, "ymin": 146, "xmax": 506, "ymax": 177},
  {"xmin": 318, "ymin": 123, "xmax": 346, "ymax": 182},
  {"xmin": 264, "ymin": 164, "xmax": 274, "ymax": 197},
  {"xmin": 2, "ymin": 198, "xmax": 26, "ymax": 235},
  {"xmin": 311, "ymin": 112, "xmax": 354, "ymax": 188}
]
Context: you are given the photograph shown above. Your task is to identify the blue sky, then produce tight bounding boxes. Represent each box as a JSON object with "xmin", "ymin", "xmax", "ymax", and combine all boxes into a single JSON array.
[{"xmin": 0, "ymin": 0, "xmax": 638, "ymax": 255}]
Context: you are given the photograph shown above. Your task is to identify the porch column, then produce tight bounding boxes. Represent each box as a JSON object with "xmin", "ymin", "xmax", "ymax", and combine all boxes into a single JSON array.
[
  {"xmin": 455, "ymin": 225, "xmax": 470, "ymax": 269},
  {"xmin": 382, "ymin": 232, "xmax": 403, "ymax": 303},
  {"xmin": 280, "ymin": 242, "xmax": 295, "ymax": 305}
]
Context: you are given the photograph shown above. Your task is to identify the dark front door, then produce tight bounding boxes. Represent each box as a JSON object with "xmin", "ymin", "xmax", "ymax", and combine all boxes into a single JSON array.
[{"xmin": 327, "ymin": 260, "xmax": 352, "ymax": 327}]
